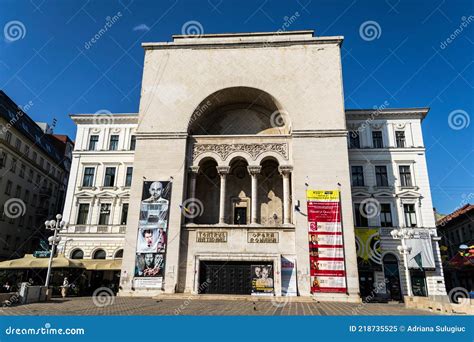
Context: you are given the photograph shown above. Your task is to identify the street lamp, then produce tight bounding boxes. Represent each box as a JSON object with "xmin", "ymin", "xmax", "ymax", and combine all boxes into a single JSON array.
[
  {"xmin": 390, "ymin": 228, "xmax": 415, "ymax": 297},
  {"xmin": 44, "ymin": 214, "xmax": 65, "ymax": 291}
]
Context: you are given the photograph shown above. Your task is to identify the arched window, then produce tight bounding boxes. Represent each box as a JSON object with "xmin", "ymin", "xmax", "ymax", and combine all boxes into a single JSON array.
[
  {"xmin": 70, "ymin": 249, "xmax": 84, "ymax": 259},
  {"xmin": 92, "ymin": 249, "xmax": 106, "ymax": 260},
  {"xmin": 114, "ymin": 249, "xmax": 123, "ymax": 259}
]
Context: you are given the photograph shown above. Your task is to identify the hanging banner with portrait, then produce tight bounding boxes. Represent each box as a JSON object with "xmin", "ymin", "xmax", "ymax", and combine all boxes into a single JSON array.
[
  {"xmin": 251, "ymin": 264, "xmax": 274, "ymax": 295},
  {"xmin": 307, "ymin": 190, "xmax": 347, "ymax": 294},
  {"xmin": 134, "ymin": 181, "xmax": 172, "ymax": 288}
]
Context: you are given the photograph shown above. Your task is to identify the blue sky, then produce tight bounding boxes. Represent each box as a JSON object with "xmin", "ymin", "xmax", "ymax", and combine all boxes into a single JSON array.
[{"xmin": 0, "ymin": 0, "xmax": 472, "ymax": 214}]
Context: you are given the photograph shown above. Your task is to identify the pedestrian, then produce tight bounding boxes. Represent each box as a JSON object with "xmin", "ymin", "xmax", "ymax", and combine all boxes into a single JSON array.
[{"xmin": 61, "ymin": 277, "xmax": 69, "ymax": 298}]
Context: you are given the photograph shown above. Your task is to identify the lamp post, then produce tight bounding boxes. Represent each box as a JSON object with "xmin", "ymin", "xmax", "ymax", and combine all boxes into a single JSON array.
[
  {"xmin": 44, "ymin": 214, "xmax": 65, "ymax": 290},
  {"xmin": 390, "ymin": 228, "xmax": 415, "ymax": 297}
]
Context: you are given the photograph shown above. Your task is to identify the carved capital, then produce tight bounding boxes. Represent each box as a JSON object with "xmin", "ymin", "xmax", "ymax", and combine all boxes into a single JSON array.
[
  {"xmin": 247, "ymin": 165, "xmax": 262, "ymax": 176},
  {"xmin": 216, "ymin": 166, "xmax": 230, "ymax": 176},
  {"xmin": 278, "ymin": 165, "xmax": 293, "ymax": 176},
  {"xmin": 189, "ymin": 166, "xmax": 200, "ymax": 174}
]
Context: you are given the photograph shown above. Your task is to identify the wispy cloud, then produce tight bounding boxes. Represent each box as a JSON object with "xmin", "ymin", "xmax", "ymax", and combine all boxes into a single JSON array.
[{"xmin": 133, "ymin": 24, "xmax": 150, "ymax": 32}]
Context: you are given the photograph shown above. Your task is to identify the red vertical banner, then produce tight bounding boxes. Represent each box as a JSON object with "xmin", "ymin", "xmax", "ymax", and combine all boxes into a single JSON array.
[{"xmin": 307, "ymin": 190, "xmax": 347, "ymax": 294}]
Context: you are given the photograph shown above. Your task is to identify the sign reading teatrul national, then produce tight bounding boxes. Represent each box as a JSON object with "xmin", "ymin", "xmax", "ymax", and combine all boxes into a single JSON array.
[{"xmin": 307, "ymin": 190, "xmax": 347, "ymax": 294}]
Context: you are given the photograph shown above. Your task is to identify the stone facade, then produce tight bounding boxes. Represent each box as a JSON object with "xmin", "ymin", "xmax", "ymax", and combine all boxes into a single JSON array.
[{"xmin": 60, "ymin": 30, "xmax": 446, "ymax": 301}]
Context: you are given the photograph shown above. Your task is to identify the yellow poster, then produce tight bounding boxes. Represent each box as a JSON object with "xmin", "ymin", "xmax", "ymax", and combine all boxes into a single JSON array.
[
  {"xmin": 354, "ymin": 228, "xmax": 382, "ymax": 265},
  {"xmin": 306, "ymin": 190, "xmax": 340, "ymax": 201}
]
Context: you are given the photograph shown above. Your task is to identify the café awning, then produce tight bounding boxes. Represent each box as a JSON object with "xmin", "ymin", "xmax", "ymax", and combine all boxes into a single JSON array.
[
  {"xmin": 0, "ymin": 254, "xmax": 84, "ymax": 269},
  {"xmin": 80, "ymin": 259, "xmax": 122, "ymax": 271}
]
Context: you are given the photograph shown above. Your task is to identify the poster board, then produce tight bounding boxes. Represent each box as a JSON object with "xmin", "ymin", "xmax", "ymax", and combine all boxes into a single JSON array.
[
  {"xmin": 134, "ymin": 181, "xmax": 172, "ymax": 288},
  {"xmin": 307, "ymin": 190, "xmax": 347, "ymax": 294}
]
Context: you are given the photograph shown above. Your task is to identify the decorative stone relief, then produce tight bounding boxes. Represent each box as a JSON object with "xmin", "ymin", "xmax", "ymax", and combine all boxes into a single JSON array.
[{"xmin": 192, "ymin": 143, "xmax": 288, "ymax": 161}]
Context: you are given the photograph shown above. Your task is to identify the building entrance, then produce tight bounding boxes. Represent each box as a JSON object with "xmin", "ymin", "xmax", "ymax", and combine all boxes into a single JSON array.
[{"xmin": 198, "ymin": 261, "xmax": 274, "ymax": 295}]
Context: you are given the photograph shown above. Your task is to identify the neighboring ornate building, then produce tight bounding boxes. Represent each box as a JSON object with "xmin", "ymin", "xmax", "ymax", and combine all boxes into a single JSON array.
[
  {"xmin": 437, "ymin": 204, "xmax": 474, "ymax": 294},
  {"xmin": 58, "ymin": 30, "xmax": 446, "ymax": 301},
  {"xmin": 58, "ymin": 114, "xmax": 137, "ymax": 290},
  {"xmin": 0, "ymin": 91, "xmax": 73, "ymax": 260}
]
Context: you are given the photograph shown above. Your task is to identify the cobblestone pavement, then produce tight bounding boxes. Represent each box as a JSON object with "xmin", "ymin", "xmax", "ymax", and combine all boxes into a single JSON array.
[{"xmin": 0, "ymin": 296, "xmax": 438, "ymax": 316}]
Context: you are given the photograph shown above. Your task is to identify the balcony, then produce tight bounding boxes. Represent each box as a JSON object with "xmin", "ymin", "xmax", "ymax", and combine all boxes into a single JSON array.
[{"xmin": 65, "ymin": 225, "xmax": 127, "ymax": 234}]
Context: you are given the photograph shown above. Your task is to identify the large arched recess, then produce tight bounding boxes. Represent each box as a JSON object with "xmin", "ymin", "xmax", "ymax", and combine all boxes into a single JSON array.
[{"xmin": 188, "ymin": 87, "xmax": 291, "ymax": 135}]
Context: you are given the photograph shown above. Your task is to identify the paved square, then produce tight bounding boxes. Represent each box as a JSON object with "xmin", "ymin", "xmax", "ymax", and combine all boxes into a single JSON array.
[{"xmin": 0, "ymin": 296, "xmax": 438, "ymax": 316}]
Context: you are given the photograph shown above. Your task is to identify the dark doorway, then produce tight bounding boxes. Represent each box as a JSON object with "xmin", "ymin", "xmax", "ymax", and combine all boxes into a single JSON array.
[
  {"xmin": 383, "ymin": 254, "xmax": 403, "ymax": 301},
  {"xmin": 410, "ymin": 270, "xmax": 428, "ymax": 297},
  {"xmin": 199, "ymin": 261, "xmax": 255, "ymax": 295},
  {"xmin": 234, "ymin": 207, "xmax": 247, "ymax": 224},
  {"xmin": 358, "ymin": 270, "xmax": 375, "ymax": 298}
]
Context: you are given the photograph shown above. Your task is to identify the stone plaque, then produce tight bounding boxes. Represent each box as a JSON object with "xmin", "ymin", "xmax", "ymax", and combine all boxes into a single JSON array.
[
  {"xmin": 248, "ymin": 231, "xmax": 279, "ymax": 243},
  {"xmin": 196, "ymin": 231, "xmax": 227, "ymax": 243}
]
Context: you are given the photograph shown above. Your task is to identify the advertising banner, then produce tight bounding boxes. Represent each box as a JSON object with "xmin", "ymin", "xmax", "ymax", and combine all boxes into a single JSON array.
[
  {"xmin": 307, "ymin": 190, "xmax": 347, "ymax": 293},
  {"xmin": 134, "ymin": 181, "xmax": 172, "ymax": 289},
  {"xmin": 281, "ymin": 255, "xmax": 297, "ymax": 296},
  {"xmin": 251, "ymin": 264, "xmax": 274, "ymax": 295}
]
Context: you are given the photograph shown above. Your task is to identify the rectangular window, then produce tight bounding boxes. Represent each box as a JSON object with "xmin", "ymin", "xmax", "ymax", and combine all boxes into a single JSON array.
[
  {"xmin": 10, "ymin": 158, "xmax": 16, "ymax": 173},
  {"xmin": 19, "ymin": 164, "xmax": 25, "ymax": 178},
  {"xmin": 372, "ymin": 131, "xmax": 383, "ymax": 148},
  {"xmin": 120, "ymin": 203, "xmax": 129, "ymax": 225},
  {"xmin": 15, "ymin": 138, "xmax": 21, "ymax": 150},
  {"xmin": 88, "ymin": 135, "xmax": 99, "ymax": 151},
  {"xmin": 15, "ymin": 185, "xmax": 21, "ymax": 198},
  {"xmin": 130, "ymin": 135, "xmax": 136, "ymax": 150},
  {"xmin": 82, "ymin": 167, "xmax": 95, "ymax": 187},
  {"xmin": 380, "ymin": 203, "xmax": 393, "ymax": 227},
  {"xmin": 24, "ymin": 190, "xmax": 30, "ymax": 203},
  {"xmin": 98, "ymin": 203, "xmax": 111, "ymax": 225},
  {"xmin": 5, "ymin": 180, "xmax": 12, "ymax": 195},
  {"xmin": 351, "ymin": 166, "xmax": 365, "ymax": 186},
  {"xmin": 103, "ymin": 167, "xmax": 116, "ymax": 187},
  {"xmin": 349, "ymin": 131, "xmax": 360, "ymax": 148},
  {"xmin": 0, "ymin": 152, "xmax": 6, "ymax": 168},
  {"xmin": 5, "ymin": 131, "xmax": 12, "ymax": 144},
  {"xmin": 24, "ymin": 145, "xmax": 30, "ymax": 156},
  {"xmin": 76, "ymin": 204, "xmax": 90, "ymax": 225},
  {"xmin": 28, "ymin": 169, "xmax": 34, "ymax": 182},
  {"xmin": 354, "ymin": 203, "xmax": 368, "ymax": 227},
  {"xmin": 125, "ymin": 167, "xmax": 133, "ymax": 187},
  {"xmin": 375, "ymin": 165, "xmax": 388, "ymax": 187},
  {"xmin": 32, "ymin": 151, "xmax": 37, "ymax": 163},
  {"xmin": 395, "ymin": 131, "xmax": 406, "ymax": 148},
  {"xmin": 109, "ymin": 135, "xmax": 119, "ymax": 150},
  {"xmin": 404, "ymin": 204, "xmax": 417, "ymax": 227},
  {"xmin": 399, "ymin": 165, "xmax": 412, "ymax": 187}
]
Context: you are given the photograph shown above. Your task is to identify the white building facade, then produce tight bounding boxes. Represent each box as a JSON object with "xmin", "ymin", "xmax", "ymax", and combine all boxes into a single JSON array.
[{"xmin": 59, "ymin": 31, "xmax": 446, "ymax": 301}]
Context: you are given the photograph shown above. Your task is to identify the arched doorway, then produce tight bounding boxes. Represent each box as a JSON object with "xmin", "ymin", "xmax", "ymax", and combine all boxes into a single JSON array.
[{"xmin": 383, "ymin": 253, "xmax": 402, "ymax": 301}]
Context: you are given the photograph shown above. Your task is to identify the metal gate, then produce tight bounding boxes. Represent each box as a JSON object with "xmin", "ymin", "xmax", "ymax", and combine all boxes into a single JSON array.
[{"xmin": 198, "ymin": 261, "xmax": 254, "ymax": 295}]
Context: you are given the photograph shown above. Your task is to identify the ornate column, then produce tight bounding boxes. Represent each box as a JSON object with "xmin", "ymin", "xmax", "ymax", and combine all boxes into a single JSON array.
[
  {"xmin": 247, "ymin": 165, "xmax": 262, "ymax": 225},
  {"xmin": 188, "ymin": 166, "xmax": 199, "ymax": 200},
  {"xmin": 278, "ymin": 165, "xmax": 293, "ymax": 225},
  {"xmin": 188, "ymin": 166, "xmax": 200, "ymax": 223},
  {"xmin": 217, "ymin": 166, "xmax": 230, "ymax": 224}
]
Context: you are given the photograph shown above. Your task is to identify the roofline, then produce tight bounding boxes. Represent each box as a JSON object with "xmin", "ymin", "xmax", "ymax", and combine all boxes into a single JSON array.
[
  {"xmin": 345, "ymin": 108, "xmax": 430, "ymax": 120},
  {"xmin": 171, "ymin": 30, "xmax": 316, "ymax": 39},
  {"xmin": 142, "ymin": 30, "xmax": 343, "ymax": 50},
  {"xmin": 69, "ymin": 113, "xmax": 138, "ymax": 124}
]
